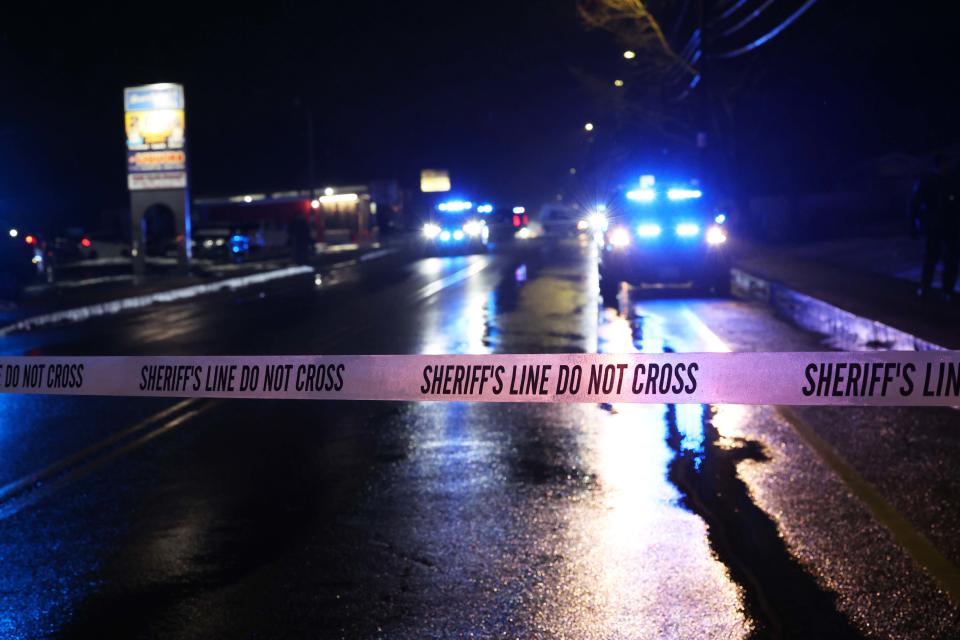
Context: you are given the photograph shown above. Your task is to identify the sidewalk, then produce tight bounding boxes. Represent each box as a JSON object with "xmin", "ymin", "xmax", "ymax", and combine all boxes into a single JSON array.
[
  {"xmin": 732, "ymin": 235, "xmax": 960, "ymax": 350},
  {"xmin": 0, "ymin": 239, "xmax": 408, "ymax": 333}
]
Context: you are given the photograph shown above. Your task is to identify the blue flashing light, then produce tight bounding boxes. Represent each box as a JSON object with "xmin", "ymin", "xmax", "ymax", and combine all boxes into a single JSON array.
[
  {"xmin": 626, "ymin": 188, "xmax": 656, "ymax": 203},
  {"xmin": 667, "ymin": 188, "xmax": 702, "ymax": 201},
  {"xmin": 229, "ymin": 234, "xmax": 248, "ymax": 254},
  {"xmin": 675, "ymin": 222, "xmax": 700, "ymax": 237},
  {"xmin": 637, "ymin": 223, "xmax": 662, "ymax": 238},
  {"xmin": 438, "ymin": 200, "xmax": 473, "ymax": 212}
]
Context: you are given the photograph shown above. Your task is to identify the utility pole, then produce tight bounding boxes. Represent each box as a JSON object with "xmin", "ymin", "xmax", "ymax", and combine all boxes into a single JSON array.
[
  {"xmin": 293, "ymin": 99, "xmax": 317, "ymax": 198},
  {"xmin": 306, "ymin": 107, "xmax": 316, "ymax": 199},
  {"xmin": 697, "ymin": 0, "xmax": 711, "ymax": 190}
]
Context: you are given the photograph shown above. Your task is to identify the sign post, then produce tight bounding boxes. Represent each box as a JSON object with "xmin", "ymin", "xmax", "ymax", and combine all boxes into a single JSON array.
[{"xmin": 124, "ymin": 83, "xmax": 191, "ymax": 276}]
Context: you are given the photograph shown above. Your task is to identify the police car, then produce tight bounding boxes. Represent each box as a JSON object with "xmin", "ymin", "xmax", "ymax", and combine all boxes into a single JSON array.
[
  {"xmin": 598, "ymin": 176, "xmax": 729, "ymax": 300},
  {"xmin": 421, "ymin": 200, "xmax": 491, "ymax": 254}
]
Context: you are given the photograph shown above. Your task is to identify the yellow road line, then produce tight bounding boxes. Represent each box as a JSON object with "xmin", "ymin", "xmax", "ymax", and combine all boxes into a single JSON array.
[{"xmin": 778, "ymin": 405, "xmax": 960, "ymax": 607}]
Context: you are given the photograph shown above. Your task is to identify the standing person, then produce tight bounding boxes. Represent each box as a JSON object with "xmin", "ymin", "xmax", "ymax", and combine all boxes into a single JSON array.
[
  {"xmin": 910, "ymin": 154, "xmax": 960, "ymax": 300},
  {"xmin": 289, "ymin": 214, "xmax": 312, "ymax": 265}
]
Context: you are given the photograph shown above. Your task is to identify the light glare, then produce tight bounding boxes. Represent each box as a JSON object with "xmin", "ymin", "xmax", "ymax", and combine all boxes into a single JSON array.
[
  {"xmin": 706, "ymin": 225, "xmax": 727, "ymax": 245},
  {"xmin": 676, "ymin": 223, "xmax": 700, "ymax": 237},
  {"xmin": 319, "ymin": 193, "xmax": 359, "ymax": 203},
  {"xmin": 667, "ymin": 188, "xmax": 703, "ymax": 201},
  {"xmin": 609, "ymin": 227, "xmax": 631, "ymax": 248},
  {"xmin": 626, "ymin": 188, "xmax": 656, "ymax": 202},
  {"xmin": 637, "ymin": 223, "xmax": 662, "ymax": 238}
]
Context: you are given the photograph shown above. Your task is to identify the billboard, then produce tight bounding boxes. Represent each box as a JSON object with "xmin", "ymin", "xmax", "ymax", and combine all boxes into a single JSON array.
[
  {"xmin": 124, "ymin": 83, "xmax": 186, "ymax": 191},
  {"xmin": 420, "ymin": 169, "xmax": 451, "ymax": 193}
]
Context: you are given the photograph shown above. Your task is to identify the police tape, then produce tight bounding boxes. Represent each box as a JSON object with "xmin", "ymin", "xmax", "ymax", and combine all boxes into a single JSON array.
[{"xmin": 0, "ymin": 352, "xmax": 959, "ymax": 406}]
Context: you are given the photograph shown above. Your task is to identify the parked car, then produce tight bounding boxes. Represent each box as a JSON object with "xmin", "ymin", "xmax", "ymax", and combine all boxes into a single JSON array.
[
  {"xmin": 535, "ymin": 204, "xmax": 583, "ymax": 237},
  {"xmin": 190, "ymin": 227, "xmax": 251, "ymax": 261},
  {"xmin": 0, "ymin": 229, "xmax": 43, "ymax": 300}
]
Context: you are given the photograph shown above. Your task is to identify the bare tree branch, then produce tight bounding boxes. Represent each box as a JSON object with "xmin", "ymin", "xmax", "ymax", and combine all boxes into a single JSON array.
[{"xmin": 578, "ymin": 0, "xmax": 698, "ymax": 77}]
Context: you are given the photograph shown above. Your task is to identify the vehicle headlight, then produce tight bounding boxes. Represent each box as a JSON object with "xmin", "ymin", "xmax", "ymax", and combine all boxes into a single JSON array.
[
  {"xmin": 453, "ymin": 229, "xmax": 465, "ymax": 241},
  {"xmin": 608, "ymin": 226, "xmax": 631, "ymax": 248},
  {"xmin": 587, "ymin": 212, "xmax": 607, "ymax": 230},
  {"xmin": 440, "ymin": 230, "xmax": 452, "ymax": 241},
  {"xmin": 706, "ymin": 225, "xmax": 727, "ymax": 245},
  {"xmin": 463, "ymin": 220, "xmax": 484, "ymax": 237},
  {"xmin": 636, "ymin": 223, "xmax": 661, "ymax": 238},
  {"xmin": 203, "ymin": 239, "xmax": 214, "ymax": 248},
  {"xmin": 422, "ymin": 223, "xmax": 441, "ymax": 239},
  {"xmin": 516, "ymin": 227, "xmax": 531, "ymax": 240},
  {"xmin": 675, "ymin": 223, "xmax": 700, "ymax": 237},
  {"xmin": 577, "ymin": 219, "xmax": 590, "ymax": 231}
]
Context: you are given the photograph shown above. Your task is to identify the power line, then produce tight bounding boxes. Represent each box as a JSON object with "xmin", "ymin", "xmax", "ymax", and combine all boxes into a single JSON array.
[
  {"xmin": 670, "ymin": 0, "xmax": 695, "ymax": 41},
  {"xmin": 710, "ymin": 0, "xmax": 819, "ymax": 59},
  {"xmin": 717, "ymin": 0, "xmax": 779, "ymax": 38},
  {"xmin": 710, "ymin": 0, "xmax": 751, "ymax": 25}
]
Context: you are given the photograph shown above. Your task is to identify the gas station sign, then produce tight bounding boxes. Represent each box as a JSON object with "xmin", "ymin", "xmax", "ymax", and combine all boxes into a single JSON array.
[
  {"xmin": 420, "ymin": 169, "xmax": 451, "ymax": 193},
  {"xmin": 124, "ymin": 83, "xmax": 186, "ymax": 191}
]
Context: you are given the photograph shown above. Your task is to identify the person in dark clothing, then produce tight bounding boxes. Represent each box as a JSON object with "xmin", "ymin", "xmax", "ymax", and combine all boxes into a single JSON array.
[
  {"xmin": 910, "ymin": 154, "xmax": 960, "ymax": 299},
  {"xmin": 289, "ymin": 215, "xmax": 313, "ymax": 265}
]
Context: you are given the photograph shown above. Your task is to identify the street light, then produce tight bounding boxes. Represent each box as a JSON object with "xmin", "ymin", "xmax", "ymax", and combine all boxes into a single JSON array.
[
  {"xmin": 584, "ymin": 122, "xmax": 594, "ymax": 132},
  {"xmin": 614, "ymin": 79, "xmax": 624, "ymax": 87},
  {"xmin": 623, "ymin": 50, "xmax": 636, "ymax": 59}
]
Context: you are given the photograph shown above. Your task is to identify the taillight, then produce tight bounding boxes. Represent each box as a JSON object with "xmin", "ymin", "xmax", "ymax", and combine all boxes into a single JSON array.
[
  {"xmin": 513, "ymin": 215, "xmax": 520, "ymax": 227},
  {"xmin": 24, "ymin": 235, "xmax": 35, "ymax": 245},
  {"xmin": 80, "ymin": 237, "xmax": 91, "ymax": 248}
]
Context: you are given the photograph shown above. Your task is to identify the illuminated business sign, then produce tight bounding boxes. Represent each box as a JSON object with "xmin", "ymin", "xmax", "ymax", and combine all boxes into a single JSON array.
[
  {"xmin": 420, "ymin": 169, "xmax": 451, "ymax": 193},
  {"xmin": 124, "ymin": 83, "xmax": 186, "ymax": 191}
]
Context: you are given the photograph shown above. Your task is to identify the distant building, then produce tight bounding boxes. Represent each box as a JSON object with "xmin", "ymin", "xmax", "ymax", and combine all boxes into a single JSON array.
[{"xmin": 193, "ymin": 183, "xmax": 397, "ymax": 248}]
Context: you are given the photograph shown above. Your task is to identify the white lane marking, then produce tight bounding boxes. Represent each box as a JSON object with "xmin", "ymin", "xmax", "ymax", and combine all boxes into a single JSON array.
[
  {"xmin": 414, "ymin": 257, "xmax": 491, "ymax": 300},
  {"xmin": 680, "ymin": 307, "xmax": 732, "ymax": 353},
  {"xmin": 0, "ymin": 266, "xmax": 314, "ymax": 336}
]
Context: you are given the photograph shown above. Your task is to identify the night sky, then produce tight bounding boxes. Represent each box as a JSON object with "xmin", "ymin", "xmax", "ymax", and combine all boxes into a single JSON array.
[{"xmin": 2, "ymin": 0, "xmax": 959, "ymax": 230}]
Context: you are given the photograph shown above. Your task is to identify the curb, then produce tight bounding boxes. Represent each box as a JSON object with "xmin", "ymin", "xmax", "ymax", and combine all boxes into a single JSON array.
[
  {"xmin": 730, "ymin": 267, "xmax": 945, "ymax": 351},
  {"xmin": 1, "ymin": 244, "xmax": 409, "ymax": 337},
  {"xmin": 0, "ymin": 265, "xmax": 315, "ymax": 336}
]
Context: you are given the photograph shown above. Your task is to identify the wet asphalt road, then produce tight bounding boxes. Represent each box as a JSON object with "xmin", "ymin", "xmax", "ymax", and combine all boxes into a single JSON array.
[{"xmin": 1, "ymin": 238, "xmax": 959, "ymax": 638}]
